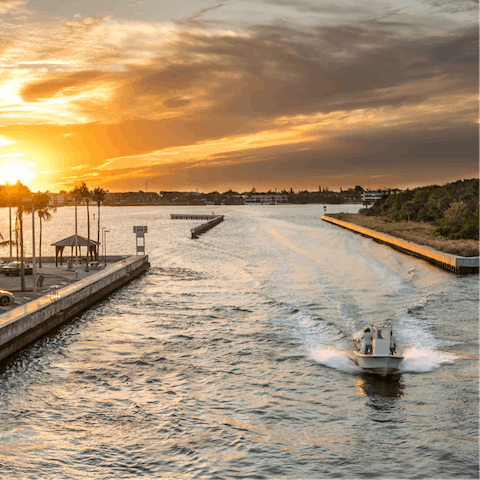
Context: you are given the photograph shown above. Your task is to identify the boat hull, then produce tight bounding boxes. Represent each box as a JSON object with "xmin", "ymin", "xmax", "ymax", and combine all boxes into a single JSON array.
[{"xmin": 353, "ymin": 352, "xmax": 403, "ymax": 376}]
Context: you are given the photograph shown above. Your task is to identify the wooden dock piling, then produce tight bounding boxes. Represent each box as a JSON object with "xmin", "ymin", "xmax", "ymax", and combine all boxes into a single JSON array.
[{"xmin": 170, "ymin": 214, "xmax": 225, "ymax": 238}]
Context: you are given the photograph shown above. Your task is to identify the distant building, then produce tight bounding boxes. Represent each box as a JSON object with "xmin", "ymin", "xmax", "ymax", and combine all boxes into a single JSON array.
[
  {"xmin": 244, "ymin": 194, "xmax": 288, "ymax": 204},
  {"xmin": 103, "ymin": 191, "xmax": 161, "ymax": 205},
  {"xmin": 362, "ymin": 191, "xmax": 384, "ymax": 204},
  {"xmin": 48, "ymin": 193, "xmax": 65, "ymax": 207}
]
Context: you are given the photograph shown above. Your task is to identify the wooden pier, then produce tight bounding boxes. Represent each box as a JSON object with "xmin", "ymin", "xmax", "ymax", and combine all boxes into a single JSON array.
[
  {"xmin": 170, "ymin": 214, "xmax": 225, "ymax": 238},
  {"xmin": 170, "ymin": 214, "xmax": 220, "ymax": 220}
]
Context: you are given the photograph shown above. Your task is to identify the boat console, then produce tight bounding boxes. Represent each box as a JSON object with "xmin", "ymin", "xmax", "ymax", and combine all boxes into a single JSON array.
[{"xmin": 372, "ymin": 326, "xmax": 390, "ymax": 356}]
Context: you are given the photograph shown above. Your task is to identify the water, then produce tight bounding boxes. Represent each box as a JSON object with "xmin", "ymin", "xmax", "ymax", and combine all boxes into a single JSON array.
[{"xmin": 0, "ymin": 205, "xmax": 478, "ymax": 479}]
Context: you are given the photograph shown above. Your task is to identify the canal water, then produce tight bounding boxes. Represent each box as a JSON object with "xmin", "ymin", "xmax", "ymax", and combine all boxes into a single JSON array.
[{"xmin": 0, "ymin": 205, "xmax": 478, "ymax": 479}]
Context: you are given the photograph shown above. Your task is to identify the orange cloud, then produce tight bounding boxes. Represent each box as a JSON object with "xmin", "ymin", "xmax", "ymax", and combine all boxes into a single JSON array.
[{"xmin": 0, "ymin": 3, "xmax": 477, "ymax": 192}]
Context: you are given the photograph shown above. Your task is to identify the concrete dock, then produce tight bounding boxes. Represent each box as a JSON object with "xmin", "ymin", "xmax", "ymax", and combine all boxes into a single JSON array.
[
  {"xmin": 0, "ymin": 255, "xmax": 149, "ymax": 362},
  {"xmin": 321, "ymin": 215, "xmax": 479, "ymax": 273},
  {"xmin": 0, "ymin": 256, "xmax": 130, "ymax": 307}
]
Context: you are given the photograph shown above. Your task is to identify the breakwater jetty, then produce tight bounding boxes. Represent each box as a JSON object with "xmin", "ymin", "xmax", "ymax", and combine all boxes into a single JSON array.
[
  {"xmin": 0, "ymin": 255, "xmax": 150, "ymax": 362},
  {"xmin": 171, "ymin": 214, "xmax": 218, "ymax": 220},
  {"xmin": 321, "ymin": 215, "xmax": 479, "ymax": 274},
  {"xmin": 170, "ymin": 214, "xmax": 225, "ymax": 239}
]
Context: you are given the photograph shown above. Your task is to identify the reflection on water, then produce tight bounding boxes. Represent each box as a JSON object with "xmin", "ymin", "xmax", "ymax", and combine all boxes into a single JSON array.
[
  {"xmin": 355, "ymin": 373, "xmax": 405, "ymax": 408},
  {"xmin": 0, "ymin": 205, "xmax": 478, "ymax": 479}
]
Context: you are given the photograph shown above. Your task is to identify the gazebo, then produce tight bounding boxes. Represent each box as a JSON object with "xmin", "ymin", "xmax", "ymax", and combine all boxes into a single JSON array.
[{"xmin": 51, "ymin": 235, "xmax": 100, "ymax": 266}]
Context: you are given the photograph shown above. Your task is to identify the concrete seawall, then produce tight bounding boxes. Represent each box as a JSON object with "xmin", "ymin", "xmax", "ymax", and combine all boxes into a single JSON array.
[
  {"xmin": 0, "ymin": 255, "xmax": 150, "ymax": 362},
  {"xmin": 321, "ymin": 215, "xmax": 479, "ymax": 274}
]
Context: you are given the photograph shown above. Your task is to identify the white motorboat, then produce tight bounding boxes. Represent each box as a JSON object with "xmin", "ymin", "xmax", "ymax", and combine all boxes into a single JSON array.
[{"xmin": 352, "ymin": 325, "xmax": 403, "ymax": 376}]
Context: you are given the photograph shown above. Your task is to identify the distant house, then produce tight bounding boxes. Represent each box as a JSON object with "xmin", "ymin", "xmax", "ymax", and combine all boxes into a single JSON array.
[
  {"xmin": 244, "ymin": 194, "xmax": 288, "ymax": 204},
  {"xmin": 48, "ymin": 193, "xmax": 65, "ymax": 207},
  {"xmin": 362, "ymin": 191, "xmax": 384, "ymax": 204}
]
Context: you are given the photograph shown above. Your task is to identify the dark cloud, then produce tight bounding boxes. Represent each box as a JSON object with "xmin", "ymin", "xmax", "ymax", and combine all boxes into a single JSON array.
[
  {"xmin": 421, "ymin": 0, "xmax": 478, "ymax": 14},
  {"xmin": 116, "ymin": 23, "xmax": 477, "ymax": 126},
  {"xmin": 428, "ymin": 29, "xmax": 478, "ymax": 64},
  {"xmin": 342, "ymin": 131, "xmax": 478, "ymax": 166},
  {"xmin": 163, "ymin": 97, "xmax": 192, "ymax": 108},
  {"xmin": 152, "ymin": 125, "xmax": 478, "ymax": 177},
  {"xmin": 10, "ymin": 18, "xmax": 477, "ymax": 181},
  {"xmin": 260, "ymin": 0, "xmax": 370, "ymax": 16},
  {"xmin": 132, "ymin": 63, "xmax": 213, "ymax": 94},
  {"xmin": 21, "ymin": 71, "xmax": 104, "ymax": 102},
  {"xmin": 184, "ymin": 1, "xmax": 232, "ymax": 22},
  {"xmin": 3, "ymin": 4, "xmax": 477, "ymax": 192},
  {"xmin": 130, "ymin": 135, "xmax": 478, "ymax": 191},
  {"xmin": 402, "ymin": 137, "xmax": 479, "ymax": 160},
  {"xmin": 17, "ymin": 19, "xmax": 477, "ymax": 130}
]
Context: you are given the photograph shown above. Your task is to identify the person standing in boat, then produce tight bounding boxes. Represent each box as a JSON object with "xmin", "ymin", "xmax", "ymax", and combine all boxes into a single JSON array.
[
  {"xmin": 390, "ymin": 329, "xmax": 397, "ymax": 355},
  {"xmin": 361, "ymin": 328, "xmax": 373, "ymax": 355}
]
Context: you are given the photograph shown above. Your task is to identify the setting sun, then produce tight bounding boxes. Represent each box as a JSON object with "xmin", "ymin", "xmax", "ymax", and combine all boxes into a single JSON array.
[{"xmin": 0, "ymin": 161, "xmax": 36, "ymax": 186}]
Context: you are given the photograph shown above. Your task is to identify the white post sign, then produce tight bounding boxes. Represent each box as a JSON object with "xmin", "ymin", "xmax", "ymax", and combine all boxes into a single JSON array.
[{"xmin": 133, "ymin": 226, "xmax": 148, "ymax": 254}]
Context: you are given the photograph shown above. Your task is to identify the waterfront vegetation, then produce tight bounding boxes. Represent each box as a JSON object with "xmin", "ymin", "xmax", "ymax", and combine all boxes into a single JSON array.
[
  {"xmin": 329, "ymin": 213, "xmax": 478, "ymax": 257},
  {"xmin": 331, "ymin": 179, "xmax": 479, "ymax": 257},
  {"xmin": 361, "ymin": 179, "xmax": 478, "ymax": 240},
  {"xmin": 103, "ymin": 187, "xmax": 364, "ymax": 206}
]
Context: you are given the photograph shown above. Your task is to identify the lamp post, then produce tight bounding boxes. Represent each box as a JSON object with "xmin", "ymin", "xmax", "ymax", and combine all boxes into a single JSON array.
[
  {"xmin": 9, "ymin": 206, "xmax": 12, "ymax": 263},
  {"xmin": 102, "ymin": 227, "xmax": 109, "ymax": 266},
  {"xmin": 31, "ymin": 198, "xmax": 37, "ymax": 297},
  {"xmin": 74, "ymin": 198, "xmax": 78, "ymax": 279},
  {"xmin": 21, "ymin": 197, "xmax": 36, "ymax": 296},
  {"xmin": 102, "ymin": 227, "xmax": 105, "ymax": 264}
]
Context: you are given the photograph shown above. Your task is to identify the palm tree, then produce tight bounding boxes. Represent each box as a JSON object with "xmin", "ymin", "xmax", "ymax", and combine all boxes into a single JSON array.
[
  {"xmin": 93, "ymin": 187, "xmax": 106, "ymax": 260},
  {"xmin": 17, "ymin": 206, "xmax": 26, "ymax": 290},
  {"xmin": 9, "ymin": 181, "xmax": 31, "ymax": 291},
  {"xmin": 0, "ymin": 182, "xmax": 21, "ymax": 261},
  {"xmin": 0, "ymin": 185, "xmax": 14, "ymax": 253},
  {"xmin": 14, "ymin": 212, "xmax": 19, "ymax": 260},
  {"xmin": 34, "ymin": 192, "xmax": 56, "ymax": 268},
  {"xmin": 72, "ymin": 182, "xmax": 92, "ymax": 271}
]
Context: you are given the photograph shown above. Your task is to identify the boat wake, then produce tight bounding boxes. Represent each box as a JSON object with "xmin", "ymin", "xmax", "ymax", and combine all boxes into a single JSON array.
[
  {"xmin": 310, "ymin": 346, "xmax": 359, "ymax": 373},
  {"xmin": 307, "ymin": 308, "xmax": 460, "ymax": 375},
  {"xmin": 393, "ymin": 310, "xmax": 460, "ymax": 373},
  {"xmin": 399, "ymin": 347, "xmax": 458, "ymax": 373},
  {"xmin": 271, "ymin": 302, "xmax": 361, "ymax": 373}
]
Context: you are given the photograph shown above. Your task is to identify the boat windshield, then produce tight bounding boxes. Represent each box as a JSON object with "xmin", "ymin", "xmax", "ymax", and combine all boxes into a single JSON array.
[{"xmin": 375, "ymin": 329, "xmax": 389, "ymax": 339}]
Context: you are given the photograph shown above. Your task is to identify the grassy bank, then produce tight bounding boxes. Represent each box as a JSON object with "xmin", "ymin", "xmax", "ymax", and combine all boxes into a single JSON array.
[{"xmin": 329, "ymin": 213, "xmax": 479, "ymax": 257}]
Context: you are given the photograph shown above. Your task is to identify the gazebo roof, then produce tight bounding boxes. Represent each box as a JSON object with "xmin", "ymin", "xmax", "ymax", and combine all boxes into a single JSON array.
[{"xmin": 51, "ymin": 235, "xmax": 100, "ymax": 247}]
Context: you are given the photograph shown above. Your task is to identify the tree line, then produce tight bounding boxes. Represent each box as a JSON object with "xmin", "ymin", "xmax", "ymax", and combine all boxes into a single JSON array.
[
  {"xmin": 360, "ymin": 178, "xmax": 479, "ymax": 240},
  {"xmin": 0, "ymin": 181, "xmax": 106, "ymax": 291}
]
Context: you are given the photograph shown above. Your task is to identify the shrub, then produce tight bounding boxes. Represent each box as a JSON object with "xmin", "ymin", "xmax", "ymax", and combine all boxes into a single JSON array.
[{"xmin": 435, "ymin": 202, "xmax": 479, "ymax": 240}]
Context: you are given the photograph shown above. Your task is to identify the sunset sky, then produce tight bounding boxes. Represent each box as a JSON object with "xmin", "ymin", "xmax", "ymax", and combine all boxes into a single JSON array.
[{"xmin": 0, "ymin": 0, "xmax": 477, "ymax": 193}]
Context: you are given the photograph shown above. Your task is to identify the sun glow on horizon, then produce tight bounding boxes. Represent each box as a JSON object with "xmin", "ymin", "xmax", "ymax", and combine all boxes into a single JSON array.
[{"xmin": 0, "ymin": 161, "xmax": 36, "ymax": 187}]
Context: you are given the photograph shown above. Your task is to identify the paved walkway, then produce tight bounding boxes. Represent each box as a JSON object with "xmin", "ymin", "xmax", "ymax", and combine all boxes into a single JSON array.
[{"xmin": 0, "ymin": 262, "xmax": 111, "ymax": 311}]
